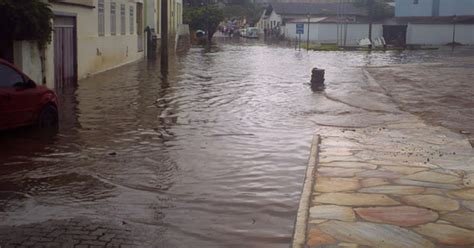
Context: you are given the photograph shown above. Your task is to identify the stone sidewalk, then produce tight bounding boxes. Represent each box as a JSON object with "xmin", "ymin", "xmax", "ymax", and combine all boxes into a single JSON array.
[
  {"xmin": 0, "ymin": 217, "xmax": 164, "ymax": 247},
  {"xmin": 293, "ymin": 69, "xmax": 474, "ymax": 248}
]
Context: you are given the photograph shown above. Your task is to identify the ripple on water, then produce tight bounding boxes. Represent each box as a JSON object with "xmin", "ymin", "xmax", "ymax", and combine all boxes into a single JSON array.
[{"xmin": 1, "ymin": 42, "xmax": 469, "ymax": 247}]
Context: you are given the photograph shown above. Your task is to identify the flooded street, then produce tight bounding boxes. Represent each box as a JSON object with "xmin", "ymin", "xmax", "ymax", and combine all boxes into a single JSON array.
[{"xmin": 1, "ymin": 41, "xmax": 474, "ymax": 247}]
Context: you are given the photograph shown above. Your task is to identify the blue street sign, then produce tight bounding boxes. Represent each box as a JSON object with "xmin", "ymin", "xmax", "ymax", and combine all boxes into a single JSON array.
[{"xmin": 296, "ymin": 23, "xmax": 304, "ymax": 34}]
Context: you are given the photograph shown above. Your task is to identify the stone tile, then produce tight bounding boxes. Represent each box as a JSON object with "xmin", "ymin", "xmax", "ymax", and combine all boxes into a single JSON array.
[
  {"xmin": 318, "ymin": 167, "xmax": 366, "ymax": 178},
  {"xmin": 359, "ymin": 185, "xmax": 424, "ymax": 195},
  {"xmin": 306, "ymin": 227, "xmax": 337, "ymax": 247},
  {"xmin": 462, "ymin": 200, "xmax": 474, "ymax": 211},
  {"xmin": 319, "ymin": 156, "xmax": 358, "ymax": 164},
  {"xmin": 314, "ymin": 193, "xmax": 399, "ymax": 206},
  {"xmin": 315, "ymin": 177, "xmax": 360, "ymax": 193},
  {"xmin": 414, "ymin": 223, "xmax": 474, "ymax": 246},
  {"xmin": 321, "ymin": 161, "xmax": 377, "ymax": 170},
  {"xmin": 356, "ymin": 170, "xmax": 403, "ymax": 179},
  {"xmin": 361, "ymin": 178, "xmax": 390, "ymax": 188},
  {"xmin": 423, "ymin": 188, "xmax": 446, "ymax": 195},
  {"xmin": 319, "ymin": 221, "xmax": 434, "ymax": 248},
  {"xmin": 320, "ymin": 149, "xmax": 355, "ymax": 155},
  {"xmin": 441, "ymin": 210, "xmax": 474, "ymax": 229},
  {"xmin": 448, "ymin": 188, "xmax": 474, "ymax": 200},
  {"xmin": 338, "ymin": 243, "xmax": 359, "ymax": 248},
  {"xmin": 354, "ymin": 206, "xmax": 438, "ymax": 226},
  {"xmin": 463, "ymin": 173, "xmax": 474, "ymax": 188},
  {"xmin": 379, "ymin": 166, "xmax": 428, "ymax": 175},
  {"xmin": 394, "ymin": 179, "xmax": 461, "ymax": 190},
  {"xmin": 405, "ymin": 171, "xmax": 462, "ymax": 184},
  {"xmin": 401, "ymin": 195, "xmax": 460, "ymax": 211},
  {"xmin": 310, "ymin": 205, "xmax": 356, "ymax": 222},
  {"xmin": 309, "ymin": 219, "xmax": 328, "ymax": 224}
]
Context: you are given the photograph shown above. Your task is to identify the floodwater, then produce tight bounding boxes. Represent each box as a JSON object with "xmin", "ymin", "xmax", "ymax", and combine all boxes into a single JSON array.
[{"xmin": 1, "ymin": 41, "xmax": 473, "ymax": 247}]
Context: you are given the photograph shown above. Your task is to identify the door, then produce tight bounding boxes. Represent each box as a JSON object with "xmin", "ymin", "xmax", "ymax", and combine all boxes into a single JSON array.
[
  {"xmin": 0, "ymin": 63, "xmax": 38, "ymax": 128},
  {"xmin": 137, "ymin": 3, "xmax": 144, "ymax": 52},
  {"xmin": 383, "ymin": 25, "xmax": 407, "ymax": 47},
  {"xmin": 54, "ymin": 16, "xmax": 77, "ymax": 91}
]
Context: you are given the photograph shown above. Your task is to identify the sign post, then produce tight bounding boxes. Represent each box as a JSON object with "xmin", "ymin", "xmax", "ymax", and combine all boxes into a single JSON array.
[{"xmin": 296, "ymin": 23, "xmax": 304, "ymax": 51}]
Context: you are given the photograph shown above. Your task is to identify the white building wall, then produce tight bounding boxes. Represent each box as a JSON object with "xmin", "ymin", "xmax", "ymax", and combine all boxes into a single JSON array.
[
  {"xmin": 13, "ymin": 41, "xmax": 44, "ymax": 84},
  {"xmin": 51, "ymin": 0, "xmax": 144, "ymax": 85},
  {"xmin": 285, "ymin": 23, "xmax": 383, "ymax": 46},
  {"xmin": 407, "ymin": 24, "xmax": 474, "ymax": 45},
  {"xmin": 13, "ymin": 0, "xmax": 145, "ymax": 89},
  {"xmin": 268, "ymin": 11, "xmax": 283, "ymax": 29}
]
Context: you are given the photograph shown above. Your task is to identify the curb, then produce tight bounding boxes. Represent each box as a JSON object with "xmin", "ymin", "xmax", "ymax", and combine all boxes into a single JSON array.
[{"xmin": 291, "ymin": 134, "xmax": 320, "ymax": 248}]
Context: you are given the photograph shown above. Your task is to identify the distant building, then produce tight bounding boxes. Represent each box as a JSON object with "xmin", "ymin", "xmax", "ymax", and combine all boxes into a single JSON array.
[
  {"xmin": 387, "ymin": 0, "xmax": 474, "ymax": 46},
  {"xmin": 257, "ymin": 2, "xmax": 374, "ymax": 45},
  {"xmin": 395, "ymin": 0, "xmax": 474, "ymax": 17}
]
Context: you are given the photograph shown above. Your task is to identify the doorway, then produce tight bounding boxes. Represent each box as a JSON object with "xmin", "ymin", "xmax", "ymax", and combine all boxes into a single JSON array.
[{"xmin": 53, "ymin": 15, "xmax": 77, "ymax": 91}]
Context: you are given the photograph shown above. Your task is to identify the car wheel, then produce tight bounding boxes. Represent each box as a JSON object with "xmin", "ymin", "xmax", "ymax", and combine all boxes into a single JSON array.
[{"xmin": 38, "ymin": 104, "xmax": 58, "ymax": 129}]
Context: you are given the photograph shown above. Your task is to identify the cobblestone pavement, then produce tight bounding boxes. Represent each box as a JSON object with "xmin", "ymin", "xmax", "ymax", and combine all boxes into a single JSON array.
[
  {"xmin": 300, "ymin": 62, "xmax": 474, "ymax": 247},
  {"xmin": 0, "ymin": 218, "xmax": 163, "ymax": 247}
]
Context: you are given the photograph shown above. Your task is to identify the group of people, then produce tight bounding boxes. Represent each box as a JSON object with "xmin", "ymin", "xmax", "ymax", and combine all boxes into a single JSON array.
[{"xmin": 220, "ymin": 26, "xmax": 235, "ymax": 37}]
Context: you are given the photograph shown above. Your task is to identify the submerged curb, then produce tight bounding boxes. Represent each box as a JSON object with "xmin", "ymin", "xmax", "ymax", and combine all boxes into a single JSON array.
[{"xmin": 291, "ymin": 134, "xmax": 320, "ymax": 248}]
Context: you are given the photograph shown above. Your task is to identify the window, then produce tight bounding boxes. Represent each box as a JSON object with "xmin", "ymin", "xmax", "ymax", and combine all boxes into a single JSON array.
[
  {"xmin": 98, "ymin": 0, "xmax": 105, "ymax": 36},
  {"xmin": 129, "ymin": 6, "xmax": 134, "ymax": 34},
  {"xmin": 110, "ymin": 1, "xmax": 116, "ymax": 35},
  {"xmin": 0, "ymin": 64, "xmax": 24, "ymax": 88},
  {"xmin": 121, "ymin": 4, "xmax": 126, "ymax": 35}
]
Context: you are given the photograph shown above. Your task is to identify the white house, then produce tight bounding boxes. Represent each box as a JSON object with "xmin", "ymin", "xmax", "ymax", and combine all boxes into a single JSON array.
[
  {"xmin": 384, "ymin": 0, "xmax": 474, "ymax": 46},
  {"xmin": 5, "ymin": 0, "xmax": 184, "ymax": 92},
  {"xmin": 9, "ymin": 0, "xmax": 146, "ymax": 91},
  {"xmin": 285, "ymin": 17, "xmax": 383, "ymax": 46},
  {"xmin": 257, "ymin": 2, "xmax": 367, "ymax": 37}
]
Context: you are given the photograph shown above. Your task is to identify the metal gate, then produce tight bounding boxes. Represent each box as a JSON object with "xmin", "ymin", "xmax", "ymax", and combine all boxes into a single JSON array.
[
  {"xmin": 383, "ymin": 25, "xmax": 408, "ymax": 47},
  {"xmin": 54, "ymin": 16, "xmax": 77, "ymax": 91}
]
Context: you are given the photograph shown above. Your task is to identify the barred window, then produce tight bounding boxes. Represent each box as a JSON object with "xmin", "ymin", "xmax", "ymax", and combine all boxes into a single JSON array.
[
  {"xmin": 120, "ymin": 4, "xmax": 126, "ymax": 35},
  {"xmin": 130, "ymin": 5, "xmax": 134, "ymax": 34},
  {"xmin": 98, "ymin": 0, "xmax": 105, "ymax": 36},
  {"xmin": 110, "ymin": 1, "xmax": 116, "ymax": 35}
]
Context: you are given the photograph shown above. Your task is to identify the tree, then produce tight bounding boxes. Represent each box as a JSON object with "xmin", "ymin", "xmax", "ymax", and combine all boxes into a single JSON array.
[
  {"xmin": 184, "ymin": 4, "xmax": 224, "ymax": 42},
  {"xmin": 0, "ymin": 0, "xmax": 54, "ymax": 48},
  {"xmin": 353, "ymin": 0, "xmax": 394, "ymax": 48},
  {"xmin": 222, "ymin": 0, "xmax": 261, "ymax": 25}
]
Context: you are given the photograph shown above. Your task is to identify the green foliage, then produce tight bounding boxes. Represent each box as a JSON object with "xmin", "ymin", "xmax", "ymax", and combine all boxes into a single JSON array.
[
  {"xmin": 222, "ymin": 0, "xmax": 261, "ymax": 24},
  {"xmin": 0, "ymin": 0, "xmax": 54, "ymax": 48},
  {"xmin": 353, "ymin": 0, "xmax": 394, "ymax": 20},
  {"xmin": 184, "ymin": 4, "xmax": 224, "ymax": 40}
]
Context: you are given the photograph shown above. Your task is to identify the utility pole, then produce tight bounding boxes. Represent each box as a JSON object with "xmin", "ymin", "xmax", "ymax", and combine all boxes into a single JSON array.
[
  {"xmin": 367, "ymin": 0, "xmax": 374, "ymax": 50},
  {"xmin": 161, "ymin": 0, "xmax": 169, "ymax": 74},
  {"xmin": 307, "ymin": 13, "xmax": 310, "ymax": 50},
  {"xmin": 452, "ymin": 15, "xmax": 457, "ymax": 47}
]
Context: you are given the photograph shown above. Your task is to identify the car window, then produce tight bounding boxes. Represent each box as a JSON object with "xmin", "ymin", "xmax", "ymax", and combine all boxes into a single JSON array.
[{"xmin": 0, "ymin": 64, "xmax": 24, "ymax": 88}]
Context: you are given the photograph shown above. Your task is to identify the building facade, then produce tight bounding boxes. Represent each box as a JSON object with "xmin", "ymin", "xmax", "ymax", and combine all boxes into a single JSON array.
[
  {"xmin": 395, "ymin": 0, "xmax": 474, "ymax": 17},
  {"xmin": 9, "ymin": 0, "xmax": 183, "ymax": 92},
  {"xmin": 391, "ymin": 0, "xmax": 474, "ymax": 46},
  {"xmin": 145, "ymin": 0, "xmax": 183, "ymax": 37}
]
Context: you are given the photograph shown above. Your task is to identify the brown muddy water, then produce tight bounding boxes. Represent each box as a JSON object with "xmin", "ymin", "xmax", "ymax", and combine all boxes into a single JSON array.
[{"xmin": 1, "ymin": 42, "xmax": 473, "ymax": 247}]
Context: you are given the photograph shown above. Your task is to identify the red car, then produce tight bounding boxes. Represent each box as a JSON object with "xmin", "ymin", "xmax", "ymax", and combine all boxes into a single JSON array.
[{"xmin": 0, "ymin": 58, "xmax": 58, "ymax": 130}]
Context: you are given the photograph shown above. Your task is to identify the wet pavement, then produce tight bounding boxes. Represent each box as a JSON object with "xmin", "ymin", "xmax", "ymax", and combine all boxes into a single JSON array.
[
  {"xmin": 1, "ymin": 40, "xmax": 474, "ymax": 247},
  {"xmin": 299, "ymin": 53, "xmax": 474, "ymax": 247}
]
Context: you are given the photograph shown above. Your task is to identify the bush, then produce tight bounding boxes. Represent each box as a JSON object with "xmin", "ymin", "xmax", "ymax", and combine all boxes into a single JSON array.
[{"xmin": 0, "ymin": 0, "xmax": 54, "ymax": 48}]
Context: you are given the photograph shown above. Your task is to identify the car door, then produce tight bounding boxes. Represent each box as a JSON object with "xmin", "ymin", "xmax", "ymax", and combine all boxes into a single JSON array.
[{"xmin": 0, "ymin": 63, "xmax": 37, "ymax": 128}]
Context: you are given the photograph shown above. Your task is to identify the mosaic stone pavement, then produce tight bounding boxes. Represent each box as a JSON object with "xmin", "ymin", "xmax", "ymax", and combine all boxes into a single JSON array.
[{"xmin": 303, "ymin": 67, "xmax": 474, "ymax": 248}]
